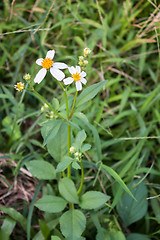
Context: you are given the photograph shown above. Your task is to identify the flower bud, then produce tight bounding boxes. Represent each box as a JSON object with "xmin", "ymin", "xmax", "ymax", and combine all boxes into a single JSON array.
[
  {"xmin": 23, "ymin": 73, "xmax": 31, "ymax": 81},
  {"xmin": 79, "ymin": 56, "xmax": 84, "ymax": 60},
  {"xmin": 70, "ymin": 146, "xmax": 75, "ymax": 153}
]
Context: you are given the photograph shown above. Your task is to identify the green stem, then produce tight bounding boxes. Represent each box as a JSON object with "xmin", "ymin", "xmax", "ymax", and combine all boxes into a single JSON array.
[
  {"xmin": 54, "ymin": 80, "xmax": 72, "ymax": 179},
  {"xmin": 77, "ymin": 161, "xmax": 84, "ymax": 195},
  {"xmin": 63, "ymin": 89, "xmax": 72, "ymax": 178},
  {"xmin": 32, "ymin": 89, "xmax": 65, "ymax": 121},
  {"xmin": 70, "ymin": 91, "xmax": 78, "ymax": 120}
]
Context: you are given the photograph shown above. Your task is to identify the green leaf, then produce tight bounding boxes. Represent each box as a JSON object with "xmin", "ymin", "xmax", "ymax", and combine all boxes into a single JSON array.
[
  {"xmin": 51, "ymin": 98, "xmax": 59, "ymax": 110},
  {"xmin": 76, "ymin": 81, "xmax": 107, "ymax": 108},
  {"xmin": 0, "ymin": 93, "xmax": 12, "ymax": 99},
  {"xmin": 35, "ymin": 195, "xmax": 67, "ymax": 213},
  {"xmin": 0, "ymin": 216, "xmax": 16, "ymax": 240},
  {"xmin": 72, "ymin": 161, "xmax": 81, "ymax": 170},
  {"xmin": 127, "ymin": 233, "xmax": 151, "ymax": 240},
  {"xmin": 60, "ymin": 209, "xmax": 86, "ymax": 240},
  {"xmin": 75, "ymin": 130, "xmax": 87, "ymax": 150},
  {"xmin": 2, "ymin": 116, "xmax": 21, "ymax": 140},
  {"xmin": 87, "ymin": 123, "xmax": 102, "ymax": 162},
  {"xmin": 119, "ymin": 87, "xmax": 131, "ymax": 113},
  {"xmin": 81, "ymin": 144, "xmax": 91, "ymax": 152},
  {"xmin": 109, "ymin": 229, "xmax": 126, "ymax": 240},
  {"xmin": 39, "ymin": 219, "xmax": 50, "ymax": 239},
  {"xmin": 83, "ymin": 18, "xmax": 103, "ymax": 29},
  {"xmin": 41, "ymin": 119, "xmax": 62, "ymax": 146},
  {"xmin": 58, "ymin": 177, "xmax": 79, "ymax": 204},
  {"xmin": 79, "ymin": 191, "xmax": 110, "ymax": 210},
  {"xmin": 96, "ymin": 228, "xmax": 126, "ymax": 240},
  {"xmin": 102, "ymin": 164, "xmax": 136, "ymax": 200},
  {"xmin": 117, "ymin": 179, "xmax": 148, "ymax": 226},
  {"xmin": 0, "ymin": 206, "xmax": 31, "ymax": 233},
  {"xmin": 56, "ymin": 157, "xmax": 73, "ymax": 173},
  {"xmin": 51, "ymin": 236, "xmax": 61, "ymax": 240},
  {"xmin": 25, "ymin": 160, "xmax": 56, "ymax": 180},
  {"xmin": 47, "ymin": 122, "xmax": 68, "ymax": 162}
]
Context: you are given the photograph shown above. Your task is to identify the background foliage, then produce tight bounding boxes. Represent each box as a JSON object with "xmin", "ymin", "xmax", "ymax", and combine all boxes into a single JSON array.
[{"xmin": 0, "ymin": 0, "xmax": 160, "ymax": 239}]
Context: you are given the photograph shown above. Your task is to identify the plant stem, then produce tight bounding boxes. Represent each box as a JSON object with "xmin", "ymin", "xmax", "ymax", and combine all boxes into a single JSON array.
[
  {"xmin": 77, "ymin": 161, "xmax": 84, "ymax": 195},
  {"xmin": 70, "ymin": 91, "xmax": 78, "ymax": 120},
  {"xmin": 32, "ymin": 89, "xmax": 65, "ymax": 121},
  {"xmin": 63, "ymin": 89, "xmax": 72, "ymax": 178}
]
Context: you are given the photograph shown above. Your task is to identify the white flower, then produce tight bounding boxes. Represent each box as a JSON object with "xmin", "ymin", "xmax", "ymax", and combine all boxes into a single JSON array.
[
  {"xmin": 34, "ymin": 50, "xmax": 68, "ymax": 84},
  {"xmin": 14, "ymin": 82, "xmax": 24, "ymax": 91},
  {"xmin": 63, "ymin": 66, "xmax": 87, "ymax": 91},
  {"xmin": 84, "ymin": 47, "xmax": 91, "ymax": 56}
]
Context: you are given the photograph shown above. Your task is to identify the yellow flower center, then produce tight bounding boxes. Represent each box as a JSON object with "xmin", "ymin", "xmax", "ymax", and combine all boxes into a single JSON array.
[
  {"xmin": 42, "ymin": 58, "xmax": 54, "ymax": 69},
  {"xmin": 72, "ymin": 73, "xmax": 81, "ymax": 82},
  {"xmin": 17, "ymin": 82, "xmax": 24, "ymax": 90}
]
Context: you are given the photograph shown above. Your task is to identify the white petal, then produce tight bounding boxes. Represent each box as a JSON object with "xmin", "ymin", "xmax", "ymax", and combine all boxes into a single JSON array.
[
  {"xmin": 36, "ymin": 58, "xmax": 43, "ymax": 66},
  {"xmin": 75, "ymin": 81, "xmax": 82, "ymax": 91},
  {"xmin": 46, "ymin": 50, "xmax": 55, "ymax": 59},
  {"xmin": 80, "ymin": 78, "xmax": 87, "ymax": 85},
  {"xmin": 34, "ymin": 68, "xmax": 47, "ymax": 84},
  {"xmin": 63, "ymin": 77, "xmax": 74, "ymax": 85},
  {"xmin": 68, "ymin": 66, "xmax": 76, "ymax": 75},
  {"xmin": 50, "ymin": 67, "xmax": 65, "ymax": 81},
  {"xmin": 53, "ymin": 62, "xmax": 68, "ymax": 69},
  {"xmin": 80, "ymin": 71, "xmax": 86, "ymax": 77},
  {"xmin": 76, "ymin": 66, "xmax": 81, "ymax": 73}
]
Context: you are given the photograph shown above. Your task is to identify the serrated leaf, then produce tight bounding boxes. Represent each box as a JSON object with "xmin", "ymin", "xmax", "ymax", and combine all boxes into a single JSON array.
[
  {"xmin": 25, "ymin": 160, "xmax": 56, "ymax": 180},
  {"xmin": 60, "ymin": 209, "xmax": 86, "ymax": 240},
  {"xmin": 76, "ymin": 81, "xmax": 107, "ymax": 108},
  {"xmin": 117, "ymin": 180, "xmax": 148, "ymax": 226},
  {"xmin": 35, "ymin": 195, "xmax": 67, "ymax": 213},
  {"xmin": 79, "ymin": 191, "xmax": 110, "ymax": 210},
  {"xmin": 58, "ymin": 177, "xmax": 79, "ymax": 204}
]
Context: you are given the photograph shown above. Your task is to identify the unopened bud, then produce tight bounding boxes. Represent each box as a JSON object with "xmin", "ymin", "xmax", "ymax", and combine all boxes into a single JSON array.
[
  {"xmin": 70, "ymin": 146, "xmax": 75, "ymax": 153},
  {"xmin": 23, "ymin": 73, "xmax": 31, "ymax": 81}
]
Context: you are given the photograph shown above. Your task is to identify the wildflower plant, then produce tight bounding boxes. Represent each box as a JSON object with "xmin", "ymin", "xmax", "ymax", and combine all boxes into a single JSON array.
[{"xmin": 14, "ymin": 48, "xmax": 134, "ymax": 240}]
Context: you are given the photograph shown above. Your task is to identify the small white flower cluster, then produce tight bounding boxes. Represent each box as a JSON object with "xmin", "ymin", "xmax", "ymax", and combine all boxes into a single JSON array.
[
  {"xmin": 41, "ymin": 103, "xmax": 56, "ymax": 119},
  {"xmin": 70, "ymin": 146, "xmax": 82, "ymax": 161},
  {"xmin": 78, "ymin": 47, "xmax": 91, "ymax": 68}
]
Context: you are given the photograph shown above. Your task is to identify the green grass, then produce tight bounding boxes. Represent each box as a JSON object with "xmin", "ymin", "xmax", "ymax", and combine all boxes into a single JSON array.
[{"xmin": 0, "ymin": 0, "xmax": 160, "ymax": 239}]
